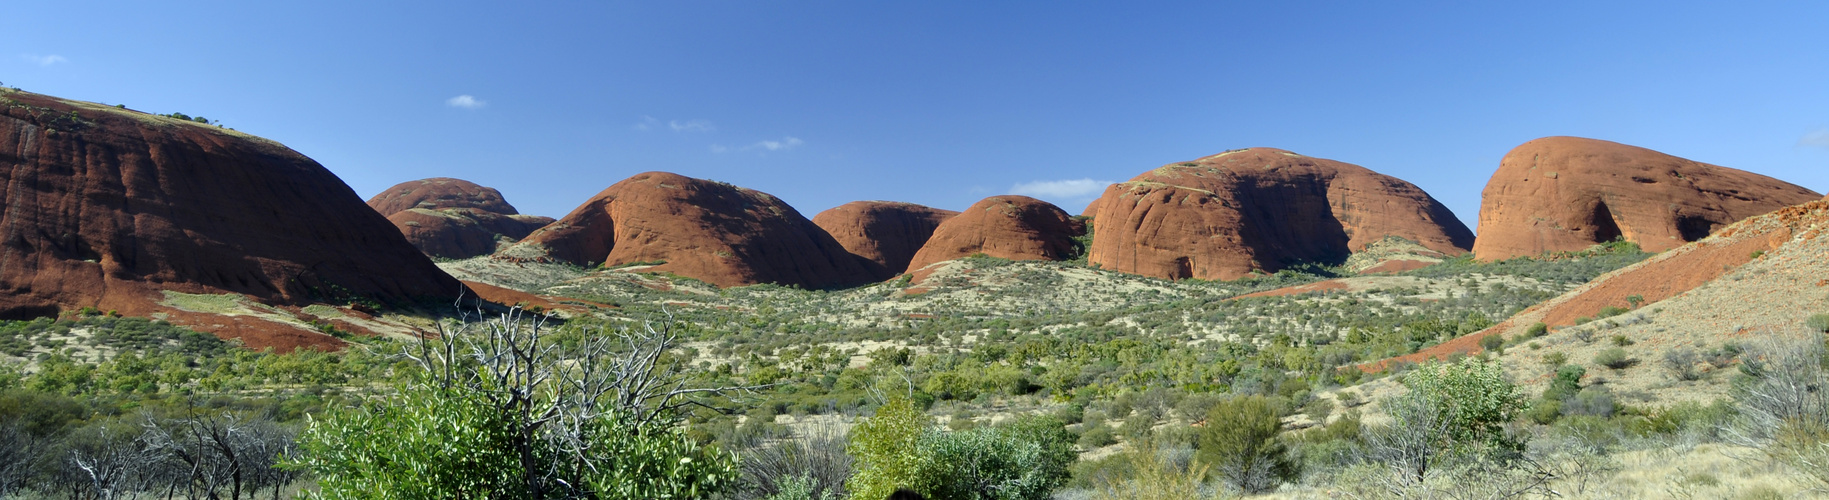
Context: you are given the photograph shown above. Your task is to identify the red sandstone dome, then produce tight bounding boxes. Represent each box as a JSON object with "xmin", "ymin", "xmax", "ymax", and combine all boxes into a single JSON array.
[
  {"xmin": 0, "ymin": 89, "xmax": 463, "ymax": 321},
  {"xmin": 504, "ymin": 172, "xmax": 871, "ymax": 289},
  {"xmin": 904, "ymin": 195, "xmax": 1085, "ymax": 273},
  {"xmin": 1085, "ymin": 148, "xmax": 1474, "ymax": 280},
  {"xmin": 369, "ymin": 178, "xmax": 554, "ymax": 259},
  {"xmin": 812, "ymin": 201, "xmax": 958, "ymax": 280},
  {"xmin": 1472, "ymin": 137, "xmax": 1821, "ymax": 260},
  {"xmin": 368, "ymin": 177, "xmax": 520, "ymax": 215}
]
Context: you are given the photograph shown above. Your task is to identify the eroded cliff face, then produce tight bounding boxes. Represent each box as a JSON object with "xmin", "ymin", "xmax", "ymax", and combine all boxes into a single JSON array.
[
  {"xmin": 369, "ymin": 178, "xmax": 553, "ymax": 259},
  {"xmin": 0, "ymin": 89, "xmax": 463, "ymax": 321},
  {"xmin": 505, "ymin": 171, "xmax": 872, "ymax": 289},
  {"xmin": 905, "ymin": 195, "xmax": 1084, "ymax": 273},
  {"xmin": 1473, "ymin": 136, "xmax": 1820, "ymax": 260},
  {"xmin": 813, "ymin": 201, "xmax": 958, "ymax": 280},
  {"xmin": 1086, "ymin": 148, "xmax": 1473, "ymax": 280}
]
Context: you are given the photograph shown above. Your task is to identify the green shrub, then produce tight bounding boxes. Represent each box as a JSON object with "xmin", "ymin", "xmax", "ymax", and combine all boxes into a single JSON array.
[
  {"xmin": 1198, "ymin": 395, "xmax": 1297, "ymax": 493},
  {"xmin": 1526, "ymin": 398, "xmax": 1562, "ymax": 425},
  {"xmin": 294, "ymin": 382, "xmax": 734, "ymax": 499},
  {"xmin": 1596, "ymin": 306, "xmax": 1628, "ymax": 318},
  {"xmin": 847, "ymin": 398, "xmax": 929, "ymax": 500},
  {"xmin": 911, "ymin": 416, "xmax": 1075, "ymax": 500},
  {"xmin": 1807, "ymin": 313, "xmax": 1829, "ymax": 333},
  {"xmin": 1541, "ymin": 351, "xmax": 1568, "ymax": 369},
  {"xmin": 1478, "ymin": 334, "xmax": 1504, "ymax": 354},
  {"xmin": 1078, "ymin": 424, "xmax": 1117, "ymax": 448},
  {"xmin": 1595, "ymin": 348, "xmax": 1633, "ymax": 370},
  {"xmin": 1611, "ymin": 335, "xmax": 1635, "ymax": 347}
]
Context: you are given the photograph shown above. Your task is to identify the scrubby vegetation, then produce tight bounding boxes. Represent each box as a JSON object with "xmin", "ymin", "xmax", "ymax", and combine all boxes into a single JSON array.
[{"xmin": 13, "ymin": 238, "xmax": 1818, "ymax": 499}]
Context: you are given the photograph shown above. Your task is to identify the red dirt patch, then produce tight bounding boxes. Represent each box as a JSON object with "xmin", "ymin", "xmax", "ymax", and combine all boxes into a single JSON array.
[
  {"xmin": 1359, "ymin": 259, "xmax": 1435, "ymax": 274},
  {"xmin": 1232, "ymin": 280, "xmax": 1349, "ymax": 299}
]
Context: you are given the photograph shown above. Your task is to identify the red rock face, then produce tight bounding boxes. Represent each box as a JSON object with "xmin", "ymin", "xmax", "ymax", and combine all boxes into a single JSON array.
[
  {"xmin": 0, "ymin": 90, "xmax": 463, "ymax": 320},
  {"xmin": 812, "ymin": 201, "xmax": 958, "ymax": 280},
  {"xmin": 368, "ymin": 177, "xmax": 520, "ymax": 215},
  {"xmin": 1472, "ymin": 137, "xmax": 1820, "ymax": 260},
  {"xmin": 370, "ymin": 178, "xmax": 554, "ymax": 259},
  {"xmin": 905, "ymin": 195, "xmax": 1085, "ymax": 272},
  {"xmin": 507, "ymin": 172, "xmax": 871, "ymax": 289},
  {"xmin": 1086, "ymin": 148, "xmax": 1474, "ymax": 281}
]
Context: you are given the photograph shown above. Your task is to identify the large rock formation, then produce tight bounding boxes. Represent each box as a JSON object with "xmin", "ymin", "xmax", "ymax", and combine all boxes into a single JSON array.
[
  {"xmin": 1473, "ymin": 137, "xmax": 1821, "ymax": 260},
  {"xmin": 1085, "ymin": 148, "xmax": 1474, "ymax": 280},
  {"xmin": 368, "ymin": 177, "xmax": 520, "ymax": 215},
  {"xmin": 0, "ymin": 89, "xmax": 463, "ymax": 321},
  {"xmin": 368, "ymin": 178, "xmax": 554, "ymax": 259},
  {"xmin": 505, "ymin": 172, "xmax": 871, "ymax": 289},
  {"xmin": 905, "ymin": 195, "xmax": 1085, "ymax": 272},
  {"xmin": 812, "ymin": 201, "xmax": 958, "ymax": 280}
]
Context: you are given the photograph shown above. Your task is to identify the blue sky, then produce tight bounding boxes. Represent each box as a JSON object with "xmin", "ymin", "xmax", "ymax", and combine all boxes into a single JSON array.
[{"xmin": 5, "ymin": 2, "xmax": 1827, "ymax": 232}]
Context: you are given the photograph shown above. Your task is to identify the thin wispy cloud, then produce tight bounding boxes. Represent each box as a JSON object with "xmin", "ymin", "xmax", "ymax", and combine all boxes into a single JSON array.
[
  {"xmin": 745, "ymin": 136, "xmax": 803, "ymax": 152},
  {"xmin": 709, "ymin": 144, "xmax": 729, "ymax": 153},
  {"xmin": 1801, "ymin": 129, "xmax": 1829, "ymax": 149},
  {"xmin": 21, "ymin": 54, "xmax": 67, "ymax": 66},
  {"xmin": 669, "ymin": 119, "xmax": 714, "ymax": 133},
  {"xmin": 445, "ymin": 95, "xmax": 486, "ymax": 109},
  {"xmin": 636, "ymin": 116, "xmax": 716, "ymax": 133},
  {"xmin": 1009, "ymin": 178, "xmax": 1112, "ymax": 200}
]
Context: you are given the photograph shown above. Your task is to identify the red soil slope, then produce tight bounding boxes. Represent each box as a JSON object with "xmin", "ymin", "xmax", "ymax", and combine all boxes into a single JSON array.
[{"xmin": 1364, "ymin": 200, "xmax": 1829, "ymax": 372}]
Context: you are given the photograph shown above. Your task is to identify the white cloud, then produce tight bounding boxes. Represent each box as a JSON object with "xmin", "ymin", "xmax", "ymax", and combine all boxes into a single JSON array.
[
  {"xmin": 22, "ymin": 54, "xmax": 67, "ymax": 66},
  {"xmin": 710, "ymin": 144, "xmax": 729, "ymax": 153},
  {"xmin": 670, "ymin": 119, "xmax": 714, "ymax": 133},
  {"xmin": 1009, "ymin": 178, "xmax": 1113, "ymax": 199},
  {"xmin": 636, "ymin": 116, "xmax": 715, "ymax": 133},
  {"xmin": 1801, "ymin": 129, "xmax": 1829, "ymax": 149},
  {"xmin": 745, "ymin": 136, "xmax": 803, "ymax": 152},
  {"xmin": 445, "ymin": 95, "xmax": 486, "ymax": 109}
]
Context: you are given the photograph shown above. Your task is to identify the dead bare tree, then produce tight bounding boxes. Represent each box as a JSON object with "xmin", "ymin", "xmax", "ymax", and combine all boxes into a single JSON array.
[
  {"xmin": 64, "ymin": 424, "xmax": 162, "ymax": 500},
  {"xmin": 0, "ymin": 421, "xmax": 40, "ymax": 496}
]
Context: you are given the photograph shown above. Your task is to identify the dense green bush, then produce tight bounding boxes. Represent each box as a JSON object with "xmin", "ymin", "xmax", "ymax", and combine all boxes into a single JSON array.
[
  {"xmin": 1594, "ymin": 347, "xmax": 1633, "ymax": 370},
  {"xmin": 912, "ymin": 416, "xmax": 1075, "ymax": 500},
  {"xmin": 847, "ymin": 398, "xmax": 929, "ymax": 500},
  {"xmin": 1198, "ymin": 395, "xmax": 1296, "ymax": 493},
  {"xmin": 294, "ymin": 374, "xmax": 734, "ymax": 499},
  {"xmin": 846, "ymin": 398, "xmax": 1074, "ymax": 500}
]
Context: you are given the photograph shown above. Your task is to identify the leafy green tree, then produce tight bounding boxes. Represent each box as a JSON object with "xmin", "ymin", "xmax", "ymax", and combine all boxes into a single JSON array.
[{"xmin": 1198, "ymin": 395, "xmax": 1295, "ymax": 493}]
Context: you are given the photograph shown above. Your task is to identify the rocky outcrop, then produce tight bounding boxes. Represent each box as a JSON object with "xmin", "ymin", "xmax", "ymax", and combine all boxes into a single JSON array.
[
  {"xmin": 1085, "ymin": 148, "xmax": 1474, "ymax": 280},
  {"xmin": 905, "ymin": 195, "xmax": 1084, "ymax": 272},
  {"xmin": 1472, "ymin": 137, "xmax": 1820, "ymax": 260},
  {"xmin": 812, "ymin": 201, "xmax": 958, "ymax": 280},
  {"xmin": 0, "ymin": 89, "xmax": 463, "ymax": 322},
  {"xmin": 369, "ymin": 178, "xmax": 554, "ymax": 259},
  {"xmin": 505, "ymin": 172, "xmax": 871, "ymax": 289}
]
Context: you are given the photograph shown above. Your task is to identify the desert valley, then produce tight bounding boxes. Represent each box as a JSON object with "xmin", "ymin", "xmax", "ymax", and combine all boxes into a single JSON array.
[{"xmin": 2, "ymin": 81, "xmax": 1829, "ymax": 500}]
